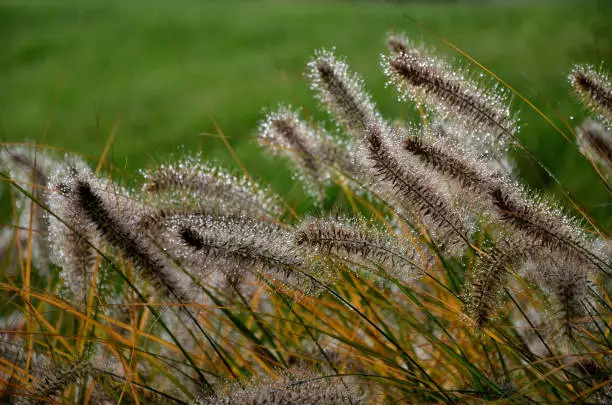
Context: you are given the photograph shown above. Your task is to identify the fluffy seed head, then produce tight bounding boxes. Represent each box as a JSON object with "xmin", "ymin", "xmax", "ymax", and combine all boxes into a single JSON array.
[
  {"xmin": 489, "ymin": 182, "xmax": 602, "ymax": 271},
  {"xmin": 296, "ymin": 216, "xmax": 423, "ymax": 281},
  {"xmin": 383, "ymin": 51, "xmax": 517, "ymax": 142},
  {"xmin": 0, "ymin": 147, "xmax": 56, "ymax": 271},
  {"xmin": 142, "ymin": 155, "xmax": 283, "ymax": 219},
  {"xmin": 46, "ymin": 156, "xmax": 101, "ymax": 307},
  {"xmin": 534, "ymin": 257, "xmax": 594, "ymax": 346},
  {"xmin": 463, "ymin": 246, "xmax": 517, "ymax": 328},
  {"xmin": 153, "ymin": 213, "xmax": 323, "ymax": 295},
  {"xmin": 403, "ymin": 128, "xmax": 502, "ymax": 193},
  {"xmin": 17, "ymin": 360, "xmax": 91, "ymax": 405},
  {"xmin": 308, "ymin": 48, "xmax": 382, "ymax": 138},
  {"xmin": 576, "ymin": 119, "xmax": 612, "ymax": 174},
  {"xmin": 569, "ymin": 64, "xmax": 612, "ymax": 122},
  {"xmin": 49, "ymin": 157, "xmax": 192, "ymax": 304},
  {"xmin": 197, "ymin": 368, "xmax": 364, "ymax": 405},
  {"xmin": 364, "ymin": 123, "xmax": 470, "ymax": 248}
]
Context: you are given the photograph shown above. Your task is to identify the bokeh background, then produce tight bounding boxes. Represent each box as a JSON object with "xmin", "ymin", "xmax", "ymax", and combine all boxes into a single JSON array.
[{"xmin": 2, "ymin": 0, "xmax": 611, "ymax": 224}]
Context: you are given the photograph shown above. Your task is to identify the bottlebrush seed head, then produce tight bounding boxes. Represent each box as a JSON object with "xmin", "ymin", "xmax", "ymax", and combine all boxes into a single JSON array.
[
  {"xmin": 576, "ymin": 119, "xmax": 612, "ymax": 174},
  {"xmin": 463, "ymin": 246, "xmax": 517, "ymax": 328},
  {"xmin": 258, "ymin": 105, "xmax": 367, "ymax": 200},
  {"xmin": 296, "ymin": 216, "xmax": 423, "ymax": 281},
  {"xmin": 18, "ymin": 360, "xmax": 91, "ymax": 405},
  {"xmin": 143, "ymin": 155, "xmax": 283, "ymax": 218},
  {"xmin": 49, "ymin": 157, "xmax": 192, "ymax": 305},
  {"xmin": 197, "ymin": 368, "xmax": 365, "ymax": 405},
  {"xmin": 46, "ymin": 156, "xmax": 101, "ymax": 308},
  {"xmin": 570, "ymin": 64, "xmax": 612, "ymax": 122},
  {"xmin": 383, "ymin": 51, "xmax": 517, "ymax": 140},
  {"xmin": 308, "ymin": 48, "xmax": 383, "ymax": 139},
  {"xmin": 364, "ymin": 123, "xmax": 470, "ymax": 248},
  {"xmin": 153, "ymin": 213, "xmax": 323, "ymax": 295}
]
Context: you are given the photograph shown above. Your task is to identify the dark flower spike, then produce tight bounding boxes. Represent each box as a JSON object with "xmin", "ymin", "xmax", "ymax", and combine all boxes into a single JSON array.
[
  {"xmin": 365, "ymin": 123, "xmax": 470, "ymax": 248},
  {"xmin": 143, "ymin": 155, "xmax": 283, "ymax": 219},
  {"xmin": 308, "ymin": 50, "xmax": 470, "ymax": 247},
  {"xmin": 197, "ymin": 368, "xmax": 365, "ymax": 405},
  {"xmin": 547, "ymin": 259, "xmax": 592, "ymax": 345},
  {"xmin": 570, "ymin": 64, "xmax": 612, "ymax": 122},
  {"xmin": 155, "ymin": 213, "xmax": 323, "ymax": 295},
  {"xmin": 383, "ymin": 49, "xmax": 517, "ymax": 142},
  {"xmin": 403, "ymin": 127, "xmax": 503, "ymax": 193},
  {"xmin": 258, "ymin": 105, "xmax": 363, "ymax": 199},
  {"xmin": 0, "ymin": 146, "xmax": 56, "ymax": 271},
  {"xmin": 49, "ymin": 157, "xmax": 192, "ymax": 305},
  {"xmin": 46, "ymin": 157, "xmax": 101, "ymax": 308},
  {"xmin": 489, "ymin": 181, "xmax": 606, "ymax": 273},
  {"xmin": 308, "ymin": 48, "xmax": 383, "ymax": 139},
  {"xmin": 296, "ymin": 216, "xmax": 423, "ymax": 282},
  {"xmin": 576, "ymin": 119, "xmax": 612, "ymax": 176},
  {"xmin": 17, "ymin": 360, "xmax": 91, "ymax": 405},
  {"xmin": 463, "ymin": 246, "xmax": 517, "ymax": 328}
]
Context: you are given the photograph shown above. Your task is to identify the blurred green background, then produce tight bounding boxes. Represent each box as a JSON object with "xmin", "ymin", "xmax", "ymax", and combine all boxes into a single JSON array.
[{"xmin": 1, "ymin": 0, "xmax": 611, "ymax": 224}]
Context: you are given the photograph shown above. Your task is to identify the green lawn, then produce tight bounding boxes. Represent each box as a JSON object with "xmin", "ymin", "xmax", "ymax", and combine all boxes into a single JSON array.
[{"xmin": 1, "ymin": 0, "xmax": 611, "ymax": 223}]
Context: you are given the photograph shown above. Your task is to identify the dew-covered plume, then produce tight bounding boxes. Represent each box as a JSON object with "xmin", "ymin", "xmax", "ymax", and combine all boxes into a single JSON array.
[
  {"xmin": 49, "ymin": 156, "xmax": 192, "ymax": 305},
  {"xmin": 463, "ymin": 246, "xmax": 517, "ymax": 328},
  {"xmin": 569, "ymin": 64, "xmax": 612, "ymax": 122},
  {"xmin": 307, "ymin": 49, "xmax": 471, "ymax": 247},
  {"xmin": 576, "ymin": 119, "xmax": 612, "ymax": 175},
  {"xmin": 307, "ymin": 48, "xmax": 383, "ymax": 139},
  {"xmin": 296, "ymin": 216, "xmax": 423, "ymax": 281},
  {"xmin": 489, "ymin": 181, "xmax": 604, "ymax": 271},
  {"xmin": 403, "ymin": 126, "xmax": 503, "ymax": 193},
  {"xmin": 258, "ymin": 105, "xmax": 363, "ymax": 199},
  {"xmin": 143, "ymin": 155, "xmax": 283, "ymax": 219},
  {"xmin": 364, "ymin": 123, "xmax": 470, "ymax": 248},
  {"xmin": 0, "ymin": 146, "xmax": 56, "ymax": 271},
  {"xmin": 542, "ymin": 259, "xmax": 593, "ymax": 345},
  {"xmin": 46, "ymin": 156, "xmax": 102, "ymax": 308},
  {"xmin": 383, "ymin": 48, "xmax": 517, "ymax": 143},
  {"xmin": 16, "ymin": 360, "xmax": 91, "ymax": 405},
  {"xmin": 197, "ymin": 368, "xmax": 365, "ymax": 405},
  {"xmin": 153, "ymin": 213, "xmax": 321, "ymax": 294}
]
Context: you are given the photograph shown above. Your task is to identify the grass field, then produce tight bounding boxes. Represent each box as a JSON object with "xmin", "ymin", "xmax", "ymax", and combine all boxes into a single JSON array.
[{"xmin": 1, "ymin": 0, "xmax": 611, "ymax": 222}]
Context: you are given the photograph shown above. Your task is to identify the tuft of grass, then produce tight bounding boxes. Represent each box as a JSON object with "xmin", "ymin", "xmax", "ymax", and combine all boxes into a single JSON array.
[{"xmin": 1, "ymin": 2, "xmax": 612, "ymax": 404}]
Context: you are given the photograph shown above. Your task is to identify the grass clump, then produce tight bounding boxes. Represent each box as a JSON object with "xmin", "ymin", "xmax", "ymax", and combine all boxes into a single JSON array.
[{"xmin": 1, "ymin": 29, "xmax": 612, "ymax": 405}]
